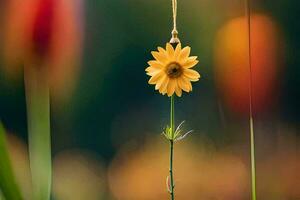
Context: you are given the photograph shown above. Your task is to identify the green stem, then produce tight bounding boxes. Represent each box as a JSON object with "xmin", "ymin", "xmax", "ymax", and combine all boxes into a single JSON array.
[
  {"xmin": 170, "ymin": 95, "xmax": 175, "ymax": 138},
  {"xmin": 245, "ymin": 0, "xmax": 257, "ymax": 198},
  {"xmin": 169, "ymin": 95, "xmax": 175, "ymax": 200},
  {"xmin": 169, "ymin": 140, "xmax": 174, "ymax": 200},
  {"xmin": 24, "ymin": 66, "xmax": 51, "ymax": 200},
  {"xmin": 250, "ymin": 117, "xmax": 256, "ymax": 200}
]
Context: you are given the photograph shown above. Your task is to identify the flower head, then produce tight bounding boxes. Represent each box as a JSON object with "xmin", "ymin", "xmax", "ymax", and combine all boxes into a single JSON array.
[{"xmin": 146, "ymin": 43, "xmax": 200, "ymax": 97}]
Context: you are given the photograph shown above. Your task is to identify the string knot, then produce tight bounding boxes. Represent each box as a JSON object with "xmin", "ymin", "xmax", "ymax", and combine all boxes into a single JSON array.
[{"xmin": 170, "ymin": 30, "xmax": 180, "ymax": 44}]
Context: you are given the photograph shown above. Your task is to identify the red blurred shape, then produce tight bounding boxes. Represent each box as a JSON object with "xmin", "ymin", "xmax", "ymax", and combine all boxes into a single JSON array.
[
  {"xmin": 3, "ymin": 0, "xmax": 84, "ymax": 102},
  {"xmin": 31, "ymin": 0, "xmax": 55, "ymax": 59}
]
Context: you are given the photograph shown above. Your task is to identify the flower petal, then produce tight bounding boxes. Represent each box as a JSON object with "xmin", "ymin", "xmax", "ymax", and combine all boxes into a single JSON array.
[
  {"xmin": 145, "ymin": 65, "xmax": 162, "ymax": 76},
  {"xmin": 183, "ymin": 57, "xmax": 198, "ymax": 68},
  {"xmin": 166, "ymin": 43, "xmax": 175, "ymax": 58},
  {"xmin": 182, "ymin": 60, "xmax": 199, "ymax": 69},
  {"xmin": 175, "ymin": 84, "xmax": 182, "ymax": 97},
  {"xmin": 183, "ymin": 76, "xmax": 193, "ymax": 91},
  {"xmin": 159, "ymin": 77, "xmax": 169, "ymax": 95},
  {"xmin": 145, "ymin": 66, "xmax": 160, "ymax": 72},
  {"xmin": 148, "ymin": 71, "xmax": 163, "ymax": 84},
  {"xmin": 167, "ymin": 79, "xmax": 176, "ymax": 96},
  {"xmin": 151, "ymin": 51, "xmax": 168, "ymax": 63},
  {"xmin": 184, "ymin": 69, "xmax": 200, "ymax": 81},
  {"xmin": 158, "ymin": 47, "xmax": 169, "ymax": 58},
  {"xmin": 185, "ymin": 56, "xmax": 197, "ymax": 62},
  {"xmin": 174, "ymin": 43, "xmax": 182, "ymax": 58},
  {"xmin": 147, "ymin": 60, "xmax": 164, "ymax": 69},
  {"xmin": 177, "ymin": 77, "xmax": 190, "ymax": 92},
  {"xmin": 179, "ymin": 46, "xmax": 191, "ymax": 62},
  {"xmin": 155, "ymin": 74, "xmax": 167, "ymax": 90},
  {"xmin": 146, "ymin": 69, "xmax": 161, "ymax": 76}
]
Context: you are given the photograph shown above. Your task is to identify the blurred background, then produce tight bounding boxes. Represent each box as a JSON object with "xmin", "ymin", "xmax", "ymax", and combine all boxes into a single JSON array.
[{"xmin": 0, "ymin": 0, "xmax": 299, "ymax": 199}]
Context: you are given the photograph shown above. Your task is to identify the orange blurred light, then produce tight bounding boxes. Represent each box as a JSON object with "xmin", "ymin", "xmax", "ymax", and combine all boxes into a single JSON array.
[
  {"xmin": 6, "ymin": 134, "xmax": 32, "ymax": 199},
  {"xmin": 259, "ymin": 129, "xmax": 300, "ymax": 199},
  {"xmin": 53, "ymin": 150, "xmax": 107, "ymax": 200},
  {"xmin": 108, "ymin": 137, "xmax": 248, "ymax": 200},
  {"xmin": 214, "ymin": 14, "xmax": 283, "ymax": 115}
]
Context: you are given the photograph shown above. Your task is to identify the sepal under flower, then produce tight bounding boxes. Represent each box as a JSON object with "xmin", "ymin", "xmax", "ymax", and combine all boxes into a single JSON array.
[{"xmin": 162, "ymin": 121, "xmax": 193, "ymax": 141}]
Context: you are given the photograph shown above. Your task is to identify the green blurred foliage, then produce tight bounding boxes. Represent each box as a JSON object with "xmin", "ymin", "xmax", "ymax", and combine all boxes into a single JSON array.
[{"xmin": 0, "ymin": 124, "xmax": 23, "ymax": 200}]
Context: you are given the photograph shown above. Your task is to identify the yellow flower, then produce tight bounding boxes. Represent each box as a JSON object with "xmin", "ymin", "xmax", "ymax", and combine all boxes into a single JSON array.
[{"xmin": 146, "ymin": 43, "xmax": 200, "ymax": 97}]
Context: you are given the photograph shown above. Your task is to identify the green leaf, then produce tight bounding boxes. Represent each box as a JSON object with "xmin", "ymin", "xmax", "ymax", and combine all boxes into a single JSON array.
[{"xmin": 0, "ymin": 123, "xmax": 23, "ymax": 200}]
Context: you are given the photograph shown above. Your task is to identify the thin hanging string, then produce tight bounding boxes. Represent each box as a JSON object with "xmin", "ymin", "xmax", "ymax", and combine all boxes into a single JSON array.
[
  {"xmin": 245, "ymin": 0, "xmax": 257, "ymax": 199},
  {"xmin": 172, "ymin": 0, "xmax": 177, "ymax": 33},
  {"xmin": 170, "ymin": 0, "xmax": 180, "ymax": 44}
]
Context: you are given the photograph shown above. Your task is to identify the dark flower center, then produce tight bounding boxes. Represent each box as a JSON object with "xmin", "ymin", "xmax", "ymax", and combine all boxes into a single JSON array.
[{"xmin": 166, "ymin": 62, "xmax": 183, "ymax": 78}]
